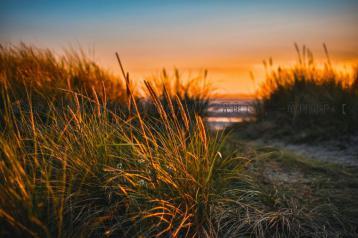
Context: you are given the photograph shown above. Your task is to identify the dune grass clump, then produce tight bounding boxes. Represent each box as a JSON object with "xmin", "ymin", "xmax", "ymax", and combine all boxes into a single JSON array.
[
  {"xmin": 0, "ymin": 44, "xmax": 128, "ymax": 121},
  {"xmin": 255, "ymin": 44, "xmax": 358, "ymax": 140},
  {"xmin": 0, "ymin": 44, "xmax": 247, "ymax": 237},
  {"xmin": 0, "ymin": 80, "xmax": 251, "ymax": 237}
]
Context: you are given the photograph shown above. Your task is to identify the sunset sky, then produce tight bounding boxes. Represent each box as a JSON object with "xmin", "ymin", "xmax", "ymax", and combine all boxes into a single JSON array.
[{"xmin": 1, "ymin": 0, "xmax": 357, "ymax": 95}]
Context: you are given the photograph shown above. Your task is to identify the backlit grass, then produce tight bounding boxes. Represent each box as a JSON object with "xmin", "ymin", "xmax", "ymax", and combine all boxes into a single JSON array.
[
  {"xmin": 250, "ymin": 44, "xmax": 358, "ymax": 141},
  {"xmin": 1, "ymin": 44, "xmax": 356, "ymax": 237}
]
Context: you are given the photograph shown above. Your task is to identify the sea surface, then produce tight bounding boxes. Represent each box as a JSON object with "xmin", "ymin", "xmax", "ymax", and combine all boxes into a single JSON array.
[{"xmin": 206, "ymin": 99, "xmax": 254, "ymax": 130}]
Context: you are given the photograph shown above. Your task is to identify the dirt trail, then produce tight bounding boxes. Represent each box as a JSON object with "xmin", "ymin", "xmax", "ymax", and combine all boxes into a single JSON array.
[{"xmin": 255, "ymin": 137, "xmax": 358, "ymax": 166}]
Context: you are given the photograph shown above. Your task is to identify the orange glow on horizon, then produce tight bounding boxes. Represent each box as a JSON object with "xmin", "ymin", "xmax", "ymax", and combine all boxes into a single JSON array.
[{"xmin": 102, "ymin": 56, "xmax": 357, "ymax": 98}]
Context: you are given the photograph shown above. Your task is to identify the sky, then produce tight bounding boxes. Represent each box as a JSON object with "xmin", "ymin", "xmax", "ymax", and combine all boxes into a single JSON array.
[{"xmin": 1, "ymin": 0, "xmax": 357, "ymax": 95}]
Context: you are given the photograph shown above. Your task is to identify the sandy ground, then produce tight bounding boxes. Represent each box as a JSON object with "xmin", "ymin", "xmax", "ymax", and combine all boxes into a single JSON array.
[{"xmin": 255, "ymin": 137, "xmax": 358, "ymax": 166}]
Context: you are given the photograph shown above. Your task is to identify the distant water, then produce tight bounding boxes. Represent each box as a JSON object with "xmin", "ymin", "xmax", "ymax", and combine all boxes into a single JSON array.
[{"xmin": 206, "ymin": 99, "xmax": 254, "ymax": 130}]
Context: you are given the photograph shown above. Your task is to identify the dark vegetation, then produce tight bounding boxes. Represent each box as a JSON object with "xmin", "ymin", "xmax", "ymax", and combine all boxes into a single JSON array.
[{"xmin": 238, "ymin": 45, "xmax": 358, "ymax": 142}]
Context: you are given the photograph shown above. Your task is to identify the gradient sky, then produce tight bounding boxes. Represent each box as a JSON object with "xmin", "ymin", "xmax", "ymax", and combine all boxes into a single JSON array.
[{"xmin": 1, "ymin": 0, "xmax": 357, "ymax": 95}]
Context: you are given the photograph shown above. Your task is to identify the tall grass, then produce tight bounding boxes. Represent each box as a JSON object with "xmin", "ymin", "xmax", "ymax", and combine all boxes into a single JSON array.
[
  {"xmin": 0, "ymin": 44, "xmax": 354, "ymax": 237},
  {"xmin": 0, "ymin": 44, "xmax": 247, "ymax": 237},
  {"xmin": 0, "ymin": 44, "xmax": 127, "ymax": 114},
  {"xmin": 0, "ymin": 85, "xmax": 245, "ymax": 237},
  {"xmin": 144, "ymin": 68, "xmax": 210, "ymax": 116},
  {"xmin": 255, "ymin": 44, "xmax": 358, "ymax": 140}
]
